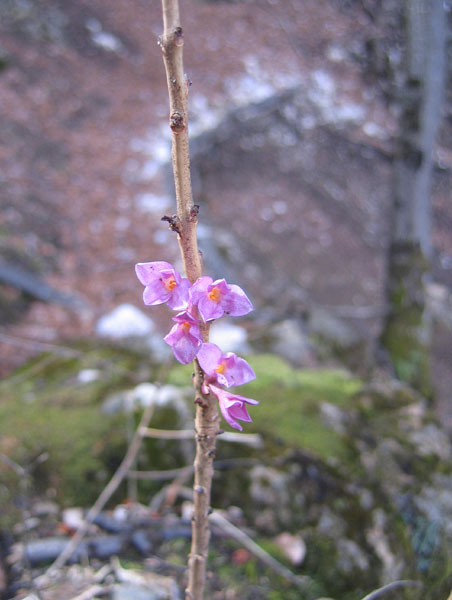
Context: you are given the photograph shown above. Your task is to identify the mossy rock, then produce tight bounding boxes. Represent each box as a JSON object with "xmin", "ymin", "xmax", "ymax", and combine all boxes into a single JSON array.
[
  {"xmin": 0, "ymin": 343, "xmax": 153, "ymax": 517},
  {"xmin": 2, "ymin": 348, "xmax": 452, "ymax": 598},
  {"xmin": 380, "ymin": 240, "xmax": 433, "ymax": 398},
  {"xmin": 168, "ymin": 354, "xmax": 362, "ymax": 462}
]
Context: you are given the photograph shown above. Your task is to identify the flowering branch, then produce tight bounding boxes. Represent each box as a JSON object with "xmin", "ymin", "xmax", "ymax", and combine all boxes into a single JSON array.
[
  {"xmin": 134, "ymin": 2, "xmax": 259, "ymax": 598},
  {"xmin": 159, "ymin": 2, "xmax": 217, "ymax": 597}
]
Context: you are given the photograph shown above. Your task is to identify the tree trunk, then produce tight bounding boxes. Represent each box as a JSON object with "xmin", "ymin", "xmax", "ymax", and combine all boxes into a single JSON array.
[{"xmin": 380, "ymin": 0, "xmax": 446, "ymax": 397}]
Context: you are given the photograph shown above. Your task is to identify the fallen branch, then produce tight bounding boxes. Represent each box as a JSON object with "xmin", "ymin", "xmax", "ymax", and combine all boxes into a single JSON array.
[
  {"xmin": 209, "ymin": 511, "xmax": 312, "ymax": 591},
  {"xmin": 131, "ymin": 465, "xmax": 193, "ymax": 481},
  {"xmin": 130, "ymin": 458, "xmax": 260, "ymax": 481},
  {"xmin": 40, "ymin": 401, "xmax": 155, "ymax": 583},
  {"xmin": 141, "ymin": 427, "xmax": 262, "ymax": 447},
  {"xmin": 0, "ymin": 332, "xmax": 81, "ymax": 357},
  {"xmin": 359, "ymin": 580, "xmax": 423, "ymax": 600},
  {"xmin": 175, "ymin": 486, "xmax": 311, "ymax": 591}
]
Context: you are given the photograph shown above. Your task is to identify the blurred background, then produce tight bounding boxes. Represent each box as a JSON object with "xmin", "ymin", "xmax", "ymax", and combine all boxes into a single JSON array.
[{"xmin": 1, "ymin": 1, "xmax": 452, "ymax": 599}]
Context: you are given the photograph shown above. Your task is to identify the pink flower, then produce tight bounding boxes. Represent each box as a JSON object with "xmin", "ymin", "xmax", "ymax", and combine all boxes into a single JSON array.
[
  {"xmin": 189, "ymin": 276, "xmax": 253, "ymax": 322},
  {"xmin": 164, "ymin": 310, "xmax": 202, "ymax": 364},
  {"xmin": 135, "ymin": 261, "xmax": 190, "ymax": 310},
  {"xmin": 197, "ymin": 343, "xmax": 255, "ymax": 388},
  {"xmin": 209, "ymin": 384, "xmax": 258, "ymax": 431}
]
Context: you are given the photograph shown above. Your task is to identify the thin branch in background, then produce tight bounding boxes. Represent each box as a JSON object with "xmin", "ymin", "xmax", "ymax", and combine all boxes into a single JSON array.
[
  {"xmin": 0, "ymin": 453, "xmax": 26, "ymax": 477},
  {"xmin": 209, "ymin": 511, "xmax": 312, "ymax": 591},
  {"xmin": 359, "ymin": 579, "xmax": 423, "ymax": 600},
  {"xmin": 39, "ymin": 401, "xmax": 155, "ymax": 584},
  {"xmin": 130, "ymin": 465, "xmax": 194, "ymax": 482},
  {"xmin": 126, "ymin": 410, "xmax": 138, "ymax": 503},
  {"xmin": 130, "ymin": 458, "xmax": 260, "ymax": 481},
  {"xmin": 0, "ymin": 354, "xmax": 59, "ymax": 389},
  {"xmin": 175, "ymin": 486, "xmax": 311, "ymax": 592},
  {"xmin": 141, "ymin": 427, "xmax": 262, "ymax": 448},
  {"xmin": 0, "ymin": 332, "xmax": 82, "ymax": 357}
]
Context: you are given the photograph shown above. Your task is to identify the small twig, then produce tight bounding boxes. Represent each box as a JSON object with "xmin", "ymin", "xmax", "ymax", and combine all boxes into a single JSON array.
[
  {"xmin": 175, "ymin": 486, "xmax": 310, "ymax": 590},
  {"xmin": 126, "ymin": 411, "xmax": 138, "ymax": 503},
  {"xmin": 0, "ymin": 453, "xmax": 26, "ymax": 476},
  {"xmin": 130, "ymin": 465, "xmax": 193, "ymax": 481},
  {"xmin": 0, "ymin": 332, "xmax": 81, "ymax": 356},
  {"xmin": 40, "ymin": 401, "xmax": 155, "ymax": 582},
  {"xmin": 140, "ymin": 427, "xmax": 195, "ymax": 439},
  {"xmin": 359, "ymin": 580, "xmax": 423, "ymax": 600},
  {"xmin": 141, "ymin": 427, "xmax": 262, "ymax": 447},
  {"xmin": 161, "ymin": 214, "xmax": 181, "ymax": 234},
  {"xmin": 93, "ymin": 564, "xmax": 113, "ymax": 583},
  {"xmin": 209, "ymin": 511, "xmax": 312, "ymax": 591},
  {"xmin": 0, "ymin": 354, "xmax": 57, "ymax": 389},
  {"xmin": 149, "ymin": 484, "xmax": 173, "ymax": 513},
  {"xmin": 130, "ymin": 458, "xmax": 259, "ymax": 481}
]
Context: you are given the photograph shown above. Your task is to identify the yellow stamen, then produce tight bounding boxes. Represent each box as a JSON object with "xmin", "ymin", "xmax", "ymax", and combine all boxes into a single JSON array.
[
  {"xmin": 165, "ymin": 277, "xmax": 177, "ymax": 291},
  {"xmin": 208, "ymin": 287, "xmax": 221, "ymax": 302},
  {"xmin": 181, "ymin": 322, "xmax": 191, "ymax": 332},
  {"xmin": 216, "ymin": 363, "xmax": 226, "ymax": 374}
]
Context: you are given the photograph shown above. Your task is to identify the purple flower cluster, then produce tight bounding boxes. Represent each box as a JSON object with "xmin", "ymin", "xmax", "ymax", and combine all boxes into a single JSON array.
[{"xmin": 135, "ymin": 261, "xmax": 258, "ymax": 430}]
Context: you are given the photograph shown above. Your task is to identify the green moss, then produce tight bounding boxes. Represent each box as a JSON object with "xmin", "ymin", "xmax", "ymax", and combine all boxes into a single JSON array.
[
  {"xmin": 168, "ymin": 355, "xmax": 362, "ymax": 461},
  {"xmin": 0, "ymin": 343, "xmax": 150, "ymax": 507},
  {"xmin": 380, "ymin": 241, "xmax": 432, "ymax": 398},
  {"xmin": 0, "ymin": 387, "xmax": 127, "ymax": 506}
]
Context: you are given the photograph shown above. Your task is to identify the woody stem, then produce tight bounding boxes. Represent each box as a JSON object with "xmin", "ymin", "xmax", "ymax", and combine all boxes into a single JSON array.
[{"xmin": 159, "ymin": 2, "xmax": 219, "ymax": 599}]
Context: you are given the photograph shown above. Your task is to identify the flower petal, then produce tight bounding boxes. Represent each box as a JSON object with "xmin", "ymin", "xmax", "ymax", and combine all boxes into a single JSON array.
[
  {"xmin": 209, "ymin": 384, "xmax": 258, "ymax": 431},
  {"xmin": 189, "ymin": 276, "xmax": 212, "ymax": 305},
  {"xmin": 172, "ymin": 334, "xmax": 201, "ymax": 364},
  {"xmin": 143, "ymin": 279, "xmax": 171, "ymax": 305},
  {"xmin": 164, "ymin": 324, "xmax": 201, "ymax": 364},
  {"xmin": 198, "ymin": 295, "xmax": 224, "ymax": 321},
  {"xmin": 163, "ymin": 323, "xmax": 184, "ymax": 346},
  {"xmin": 228, "ymin": 402, "xmax": 252, "ymax": 423},
  {"xmin": 197, "ymin": 343, "xmax": 222, "ymax": 376},
  {"xmin": 135, "ymin": 261, "xmax": 174, "ymax": 285},
  {"xmin": 172, "ymin": 309, "xmax": 199, "ymax": 326},
  {"xmin": 221, "ymin": 284, "xmax": 253, "ymax": 317},
  {"xmin": 210, "ymin": 279, "xmax": 229, "ymax": 296},
  {"xmin": 222, "ymin": 354, "xmax": 256, "ymax": 387},
  {"xmin": 167, "ymin": 277, "xmax": 191, "ymax": 310}
]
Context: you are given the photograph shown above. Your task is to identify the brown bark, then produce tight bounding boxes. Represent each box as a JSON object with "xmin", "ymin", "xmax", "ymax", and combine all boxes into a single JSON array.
[
  {"xmin": 160, "ymin": 2, "xmax": 219, "ymax": 598},
  {"xmin": 380, "ymin": 0, "xmax": 446, "ymax": 395}
]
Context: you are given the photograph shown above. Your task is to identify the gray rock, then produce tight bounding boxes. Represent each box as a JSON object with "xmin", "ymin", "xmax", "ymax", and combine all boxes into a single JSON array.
[
  {"xmin": 308, "ymin": 308, "xmax": 359, "ymax": 349},
  {"xmin": 366, "ymin": 509, "xmax": 404, "ymax": 583},
  {"xmin": 102, "ymin": 383, "xmax": 191, "ymax": 418},
  {"xmin": 112, "ymin": 583, "xmax": 168, "ymax": 600},
  {"xmin": 96, "ymin": 304, "xmax": 154, "ymax": 339},
  {"xmin": 209, "ymin": 320, "xmax": 250, "ymax": 354},
  {"xmin": 317, "ymin": 506, "xmax": 347, "ymax": 539},
  {"xmin": 336, "ymin": 538, "xmax": 369, "ymax": 573},
  {"xmin": 319, "ymin": 402, "xmax": 348, "ymax": 434},
  {"xmin": 408, "ymin": 423, "xmax": 452, "ymax": 460},
  {"xmin": 249, "ymin": 466, "xmax": 292, "ymax": 530},
  {"xmin": 265, "ymin": 319, "xmax": 314, "ymax": 365},
  {"xmin": 249, "ymin": 466, "xmax": 290, "ymax": 507},
  {"xmin": 307, "ymin": 308, "xmax": 369, "ymax": 370},
  {"xmin": 415, "ymin": 473, "xmax": 452, "ymax": 537}
]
